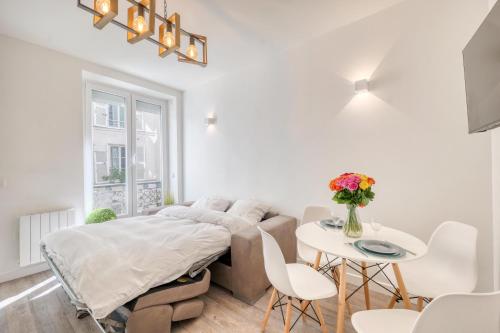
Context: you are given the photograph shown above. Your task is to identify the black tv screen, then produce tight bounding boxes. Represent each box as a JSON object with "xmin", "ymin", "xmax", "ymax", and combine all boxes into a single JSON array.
[{"xmin": 464, "ymin": 3, "xmax": 500, "ymax": 133}]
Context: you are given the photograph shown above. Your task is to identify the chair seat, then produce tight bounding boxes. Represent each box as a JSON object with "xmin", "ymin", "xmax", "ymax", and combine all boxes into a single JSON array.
[
  {"xmin": 384, "ymin": 260, "xmax": 475, "ymax": 298},
  {"xmin": 298, "ymin": 242, "xmax": 342, "ymax": 267},
  {"xmin": 351, "ymin": 309, "xmax": 419, "ymax": 333},
  {"xmin": 286, "ymin": 263, "xmax": 337, "ymax": 300}
]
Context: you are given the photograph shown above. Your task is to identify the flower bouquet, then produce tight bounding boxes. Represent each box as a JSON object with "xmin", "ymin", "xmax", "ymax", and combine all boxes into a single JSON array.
[{"xmin": 329, "ymin": 173, "xmax": 376, "ymax": 238}]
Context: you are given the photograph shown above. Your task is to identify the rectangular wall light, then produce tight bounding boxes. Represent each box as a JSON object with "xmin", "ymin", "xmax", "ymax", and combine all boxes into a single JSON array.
[{"xmin": 354, "ymin": 79, "xmax": 370, "ymax": 94}]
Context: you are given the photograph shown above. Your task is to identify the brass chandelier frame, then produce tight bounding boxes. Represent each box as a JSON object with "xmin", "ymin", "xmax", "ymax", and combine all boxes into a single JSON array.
[{"xmin": 77, "ymin": 0, "xmax": 207, "ymax": 66}]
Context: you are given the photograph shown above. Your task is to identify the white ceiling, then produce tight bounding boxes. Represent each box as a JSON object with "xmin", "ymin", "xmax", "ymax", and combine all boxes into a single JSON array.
[{"xmin": 0, "ymin": 0, "xmax": 405, "ymax": 90}]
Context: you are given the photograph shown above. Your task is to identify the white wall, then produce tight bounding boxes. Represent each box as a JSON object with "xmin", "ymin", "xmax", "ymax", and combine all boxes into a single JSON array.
[
  {"xmin": 490, "ymin": 0, "xmax": 500, "ymax": 292},
  {"xmin": 184, "ymin": 0, "xmax": 495, "ymax": 290},
  {"xmin": 0, "ymin": 35, "xmax": 183, "ymax": 282}
]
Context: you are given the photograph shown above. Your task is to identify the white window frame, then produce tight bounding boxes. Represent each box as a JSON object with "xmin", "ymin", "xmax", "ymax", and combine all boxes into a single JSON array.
[
  {"xmin": 84, "ymin": 82, "xmax": 169, "ymax": 217},
  {"xmin": 132, "ymin": 94, "xmax": 168, "ymax": 215}
]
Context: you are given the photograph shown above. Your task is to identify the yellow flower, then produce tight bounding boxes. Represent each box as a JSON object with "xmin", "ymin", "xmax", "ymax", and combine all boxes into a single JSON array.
[
  {"xmin": 359, "ymin": 180, "xmax": 370, "ymax": 190},
  {"xmin": 357, "ymin": 173, "xmax": 368, "ymax": 181}
]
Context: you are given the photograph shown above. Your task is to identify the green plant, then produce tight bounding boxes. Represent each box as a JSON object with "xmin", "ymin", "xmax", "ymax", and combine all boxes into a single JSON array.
[
  {"xmin": 102, "ymin": 168, "xmax": 126, "ymax": 183},
  {"xmin": 86, "ymin": 208, "xmax": 117, "ymax": 224},
  {"xmin": 164, "ymin": 193, "xmax": 175, "ymax": 206}
]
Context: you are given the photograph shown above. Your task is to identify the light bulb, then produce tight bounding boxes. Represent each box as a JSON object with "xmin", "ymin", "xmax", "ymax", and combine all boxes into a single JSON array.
[
  {"xmin": 96, "ymin": 0, "xmax": 110, "ymax": 14},
  {"xmin": 162, "ymin": 31, "xmax": 175, "ymax": 48},
  {"xmin": 186, "ymin": 38, "xmax": 198, "ymax": 60},
  {"xmin": 133, "ymin": 15, "xmax": 146, "ymax": 33}
]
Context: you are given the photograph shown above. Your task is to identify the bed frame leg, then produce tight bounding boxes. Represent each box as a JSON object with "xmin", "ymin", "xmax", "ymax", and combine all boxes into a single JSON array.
[{"xmin": 76, "ymin": 309, "xmax": 90, "ymax": 319}]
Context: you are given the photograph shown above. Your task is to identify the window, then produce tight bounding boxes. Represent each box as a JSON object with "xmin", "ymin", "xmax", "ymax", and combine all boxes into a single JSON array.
[
  {"xmin": 136, "ymin": 145, "xmax": 146, "ymax": 180},
  {"xmin": 109, "ymin": 145, "xmax": 126, "ymax": 183},
  {"xmin": 86, "ymin": 84, "xmax": 167, "ymax": 217},
  {"xmin": 108, "ymin": 105, "xmax": 125, "ymax": 128},
  {"xmin": 92, "ymin": 100, "xmax": 125, "ymax": 129},
  {"xmin": 93, "ymin": 151, "xmax": 108, "ymax": 184},
  {"xmin": 136, "ymin": 111, "xmax": 145, "ymax": 131}
]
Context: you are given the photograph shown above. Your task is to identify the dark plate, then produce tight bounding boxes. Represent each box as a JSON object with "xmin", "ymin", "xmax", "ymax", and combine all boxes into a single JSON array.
[
  {"xmin": 320, "ymin": 219, "xmax": 344, "ymax": 228},
  {"xmin": 353, "ymin": 240, "xmax": 406, "ymax": 258}
]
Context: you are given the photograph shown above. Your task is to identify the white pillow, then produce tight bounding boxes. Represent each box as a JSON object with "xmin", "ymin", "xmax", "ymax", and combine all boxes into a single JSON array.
[
  {"xmin": 226, "ymin": 200, "xmax": 271, "ymax": 225},
  {"xmin": 192, "ymin": 197, "xmax": 231, "ymax": 212}
]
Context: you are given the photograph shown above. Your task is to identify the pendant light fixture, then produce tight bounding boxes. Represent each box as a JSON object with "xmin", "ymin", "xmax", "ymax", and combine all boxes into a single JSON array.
[
  {"xmin": 93, "ymin": 0, "xmax": 117, "ymax": 29},
  {"xmin": 159, "ymin": 2, "xmax": 180, "ymax": 57},
  {"xmin": 77, "ymin": 0, "xmax": 207, "ymax": 66},
  {"xmin": 127, "ymin": 0, "xmax": 155, "ymax": 43}
]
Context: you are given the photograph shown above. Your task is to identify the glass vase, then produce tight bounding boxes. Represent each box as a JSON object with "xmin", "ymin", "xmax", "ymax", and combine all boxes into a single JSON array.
[{"xmin": 343, "ymin": 204, "xmax": 363, "ymax": 238}]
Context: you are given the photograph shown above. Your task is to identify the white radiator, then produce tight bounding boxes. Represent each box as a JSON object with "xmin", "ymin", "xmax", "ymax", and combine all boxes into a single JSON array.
[{"xmin": 19, "ymin": 208, "xmax": 75, "ymax": 267}]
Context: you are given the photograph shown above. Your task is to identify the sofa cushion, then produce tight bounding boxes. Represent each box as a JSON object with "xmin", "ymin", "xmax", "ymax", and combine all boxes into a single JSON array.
[
  {"xmin": 227, "ymin": 200, "xmax": 270, "ymax": 224},
  {"xmin": 192, "ymin": 197, "xmax": 231, "ymax": 212},
  {"xmin": 171, "ymin": 298, "xmax": 204, "ymax": 322},
  {"xmin": 132, "ymin": 270, "xmax": 211, "ymax": 311}
]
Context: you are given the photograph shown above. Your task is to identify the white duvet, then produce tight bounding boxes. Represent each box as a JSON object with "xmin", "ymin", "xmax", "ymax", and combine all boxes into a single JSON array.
[{"xmin": 41, "ymin": 206, "xmax": 252, "ymax": 319}]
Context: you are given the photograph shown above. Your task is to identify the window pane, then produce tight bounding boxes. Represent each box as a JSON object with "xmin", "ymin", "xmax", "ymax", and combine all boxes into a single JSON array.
[
  {"xmin": 92, "ymin": 90, "xmax": 128, "ymax": 216},
  {"xmin": 136, "ymin": 100, "xmax": 163, "ymax": 214},
  {"xmin": 93, "ymin": 103, "xmax": 108, "ymax": 126}
]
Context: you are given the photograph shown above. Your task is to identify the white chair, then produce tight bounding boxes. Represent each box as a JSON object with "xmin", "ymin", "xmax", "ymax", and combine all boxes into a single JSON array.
[
  {"xmin": 351, "ymin": 291, "xmax": 500, "ymax": 333},
  {"xmin": 386, "ymin": 221, "xmax": 478, "ymax": 309},
  {"xmin": 298, "ymin": 207, "xmax": 350, "ymax": 310},
  {"xmin": 258, "ymin": 227, "xmax": 337, "ymax": 333},
  {"xmin": 299, "ymin": 206, "xmax": 344, "ymax": 270}
]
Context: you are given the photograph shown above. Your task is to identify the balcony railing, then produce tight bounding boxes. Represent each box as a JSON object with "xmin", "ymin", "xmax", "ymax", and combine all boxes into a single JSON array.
[{"xmin": 93, "ymin": 180, "xmax": 162, "ymax": 216}]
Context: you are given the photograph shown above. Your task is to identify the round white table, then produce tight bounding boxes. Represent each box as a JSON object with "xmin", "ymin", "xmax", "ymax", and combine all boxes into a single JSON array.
[{"xmin": 296, "ymin": 222, "xmax": 427, "ymax": 333}]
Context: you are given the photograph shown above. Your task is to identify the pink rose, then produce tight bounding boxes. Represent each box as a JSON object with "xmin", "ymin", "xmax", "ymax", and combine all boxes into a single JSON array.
[
  {"xmin": 347, "ymin": 182, "xmax": 358, "ymax": 191},
  {"xmin": 350, "ymin": 175, "xmax": 361, "ymax": 183}
]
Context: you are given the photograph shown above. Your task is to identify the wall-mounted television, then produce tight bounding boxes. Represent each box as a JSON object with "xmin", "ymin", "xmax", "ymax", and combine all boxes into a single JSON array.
[{"xmin": 463, "ymin": 2, "xmax": 500, "ymax": 133}]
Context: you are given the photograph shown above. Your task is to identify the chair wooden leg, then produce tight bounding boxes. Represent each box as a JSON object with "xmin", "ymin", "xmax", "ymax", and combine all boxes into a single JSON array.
[
  {"xmin": 284, "ymin": 297, "xmax": 293, "ymax": 333},
  {"xmin": 391, "ymin": 264, "xmax": 412, "ymax": 309},
  {"xmin": 313, "ymin": 251, "xmax": 322, "ymax": 270},
  {"xmin": 361, "ymin": 262, "xmax": 371, "ymax": 310},
  {"xmin": 302, "ymin": 251, "xmax": 322, "ymax": 324},
  {"xmin": 300, "ymin": 300, "xmax": 309, "ymax": 323},
  {"xmin": 261, "ymin": 288, "xmax": 277, "ymax": 332},
  {"xmin": 417, "ymin": 296, "xmax": 424, "ymax": 312},
  {"xmin": 312, "ymin": 301, "xmax": 328, "ymax": 333},
  {"xmin": 387, "ymin": 292, "xmax": 399, "ymax": 309},
  {"xmin": 336, "ymin": 259, "xmax": 347, "ymax": 333}
]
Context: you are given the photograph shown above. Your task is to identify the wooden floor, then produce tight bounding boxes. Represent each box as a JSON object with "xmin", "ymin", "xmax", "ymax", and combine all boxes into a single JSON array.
[{"xmin": 0, "ymin": 271, "xmax": 400, "ymax": 333}]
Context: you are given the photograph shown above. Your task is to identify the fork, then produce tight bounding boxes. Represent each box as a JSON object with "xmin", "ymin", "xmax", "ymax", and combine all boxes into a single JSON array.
[{"xmin": 315, "ymin": 221, "xmax": 327, "ymax": 231}]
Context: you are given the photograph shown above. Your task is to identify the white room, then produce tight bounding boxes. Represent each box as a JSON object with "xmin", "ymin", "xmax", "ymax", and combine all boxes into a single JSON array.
[{"xmin": 0, "ymin": 0, "xmax": 499, "ymax": 332}]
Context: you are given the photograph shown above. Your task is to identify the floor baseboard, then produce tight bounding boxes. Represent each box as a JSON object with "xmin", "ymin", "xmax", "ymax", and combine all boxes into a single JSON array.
[{"xmin": 0, "ymin": 263, "xmax": 49, "ymax": 284}]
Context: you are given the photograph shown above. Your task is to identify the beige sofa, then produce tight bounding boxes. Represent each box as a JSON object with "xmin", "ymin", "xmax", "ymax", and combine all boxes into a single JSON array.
[
  {"xmin": 126, "ymin": 269, "xmax": 211, "ymax": 333},
  {"xmin": 144, "ymin": 203, "xmax": 298, "ymax": 304}
]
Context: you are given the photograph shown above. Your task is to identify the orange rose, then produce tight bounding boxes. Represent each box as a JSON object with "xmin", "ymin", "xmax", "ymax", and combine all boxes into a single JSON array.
[{"xmin": 368, "ymin": 177, "xmax": 376, "ymax": 185}]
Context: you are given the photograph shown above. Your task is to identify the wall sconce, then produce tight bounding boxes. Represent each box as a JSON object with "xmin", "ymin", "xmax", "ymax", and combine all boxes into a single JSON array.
[
  {"xmin": 205, "ymin": 113, "xmax": 217, "ymax": 126},
  {"xmin": 354, "ymin": 79, "xmax": 370, "ymax": 94},
  {"xmin": 127, "ymin": 0, "xmax": 156, "ymax": 44}
]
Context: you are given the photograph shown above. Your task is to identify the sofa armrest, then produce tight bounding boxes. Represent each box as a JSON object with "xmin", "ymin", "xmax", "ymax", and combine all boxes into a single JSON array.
[{"xmin": 230, "ymin": 215, "xmax": 297, "ymax": 304}]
